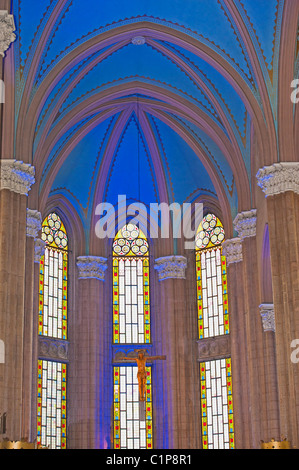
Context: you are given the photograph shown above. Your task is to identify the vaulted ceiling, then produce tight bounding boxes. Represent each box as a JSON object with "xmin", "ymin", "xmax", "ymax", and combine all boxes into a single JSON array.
[{"xmin": 10, "ymin": 0, "xmax": 299, "ymax": 245}]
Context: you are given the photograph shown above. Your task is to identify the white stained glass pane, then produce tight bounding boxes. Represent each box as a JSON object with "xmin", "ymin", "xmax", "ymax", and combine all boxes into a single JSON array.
[
  {"xmin": 120, "ymin": 394, "xmax": 126, "ymax": 411},
  {"xmin": 120, "ymin": 333, "xmax": 126, "ymax": 343},
  {"xmin": 119, "ymin": 276, "xmax": 125, "ymax": 295},
  {"xmin": 132, "ymin": 325, "xmax": 138, "ymax": 343},
  {"xmin": 138, "ymin": 315, "xmax": 144, "ymax": 333},
  {"xmin": 131, "ymin": 264, "xmax": 137, "ymax": 284},
  {"xmin": 119, "ymin": 315, "xmax": 126, "ymax": 333},
  {"xmin": 132, "ymin": 286, "xmax": 137, "ymax": 305},
  {"xmin": 132, "ymin": 306, "xmax": 138, "ymax": 323},
  {"xmin": 125, "ymin": 262, "xmax": 131, "ymax": 282},
  {"xmin": 126, "ymin": 326, "xmax": 132, "ymax": 343},
  {"xmin": 127, "ymin": 439, "xmax": 134, "ymax": 449},
  {"xmin": 138, "ymin": 296, "xmax": 144, "ymax": 312},
  {"xmin": 137, "ymin": 275, "xmax": 143, "ymax": 292},
  {"xmin": 119, "ymin": 296, "xmax": 125, "ymax": 314},
  {"xmin": 126, "ymin": 286, "xmax": 131, "ymax": 304},
  {"xmin": 137, "ymin": 259, "xmax": 143, "ymax": 274},
  {"xmin": 127, "ymin": 421, "xmax": 133, "ymax": 438}
]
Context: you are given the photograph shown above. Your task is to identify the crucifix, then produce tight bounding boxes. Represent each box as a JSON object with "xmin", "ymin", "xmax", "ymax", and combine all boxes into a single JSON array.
[{"xmin": 119, "ymin": 349, "xmax": 166, "ymax": 417}]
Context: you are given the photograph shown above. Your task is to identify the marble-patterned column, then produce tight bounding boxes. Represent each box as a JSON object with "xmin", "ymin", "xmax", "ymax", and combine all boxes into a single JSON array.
[
  {"xmin": 233, "ymin": 209, "xmax": 269, "ymax": 448},
  {"xmin": 69, "ymin": 256, "xmax": 108, "ymax": 449},
  {"xmin": 153, "ymin": 255, "xmax": 198, "ymax": 449},
  {"xmin": 0, "ymin": 159, "xmax": 35, "ymax": 440},
  {"xmin": 257, "ymin": 162, "xmax": 299, "ymax": 447}
]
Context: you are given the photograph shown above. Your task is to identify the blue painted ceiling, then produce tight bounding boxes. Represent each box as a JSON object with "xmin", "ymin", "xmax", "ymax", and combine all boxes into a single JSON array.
[{"xmin": 12, "ymin": 0, "xmax": 286, "ymax": 241}]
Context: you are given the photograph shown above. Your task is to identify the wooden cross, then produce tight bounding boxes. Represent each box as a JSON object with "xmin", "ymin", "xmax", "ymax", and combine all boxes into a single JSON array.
[{"xmin": 119, "ymin": 350, "xmax": 166, "ymax": 402}]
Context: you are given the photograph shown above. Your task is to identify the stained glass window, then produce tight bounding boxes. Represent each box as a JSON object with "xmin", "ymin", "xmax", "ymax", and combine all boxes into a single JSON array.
[
  {"xmin": 37, "ymin": 213, "xmax": 68, "ymax": 449},
  {"xmin": 196, "ymin": 214, "xmax": 234, "ymax": 449},
  {"xmin": 200, "ymin": 358, "xmax": 234, "ymax": 449},
  {"xmin": 113, "ymin": 365, "xmax": 153, "ymax": 449},
  {"xmin": 39, "ymin": 213, "xmax": 68, "ymax": 339},
  {"xmin": 37, "ymin": 360, "xmax": 67, "ymax": 449},
  {"xmin": 112, "ymin": 224, "xmax": 150, "ymax": 344},
  {"xmin": 195, "ymin": 214, "xmax": 229, "ymax": 339}
]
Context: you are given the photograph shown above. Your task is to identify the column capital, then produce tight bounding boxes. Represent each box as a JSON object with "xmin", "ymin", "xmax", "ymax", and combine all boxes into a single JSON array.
[
  {"xmin": 233, "ymin": 209, "xmax": 257, "ymax": 240},
  {"xmin": 26, "ymin": 209, "xmax": 42, "ymax": 239},
  {"xmin": 34, "ymin": 239, "xmax": 46, "ymax": 264},
  {"xmin": 0, "ymin": 159, "xmax": 35, "ymax": 195},
  {"xmin": 259, "ymin": 303, "xmax": 275, "ymax": 332},
  {"xmin": 154, "ymin": 255, "xmax": 187, "ymax": 281},
  {"xmin": 256, "ymin": 162, "xmax": 299, "ymax": 197},
  {"xmin": 222, "ymin": 237, "xmax": 243, "ymax": 265},
  {"xmin": 0, "ymin": 11, "xmax": 16, "ymax": 57},
  {"xmin": 76, "ymin": 255, "xmax": 108, "ymax": 281}
]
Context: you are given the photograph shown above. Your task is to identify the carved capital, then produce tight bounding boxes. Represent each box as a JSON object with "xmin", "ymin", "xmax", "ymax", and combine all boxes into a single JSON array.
[
  {"xmin": 38, "ymin": 336, "xmax": 69, "ymax": 361},
  {"xmin": 0, "ymin": 11, "xmax": 16, "ymax": 57},
  {"xmin": 131, "ymin": 36, "xmax": 146, "ymax": 45},
  {"xmin": 0, "ymin": 159, "xmax": 35, "ymax": 195},
  {"xmin": 222, "ymin": 237, "xmax": 243, "ymax": 265},
  {"xmin": 26, "ymin": 209, "xmax": 42, "ymax": 239},
  {"xmin": 76, "ymin": 255, "xmax": 108, "ymax": 281},
  {"xmin": 256, "ymin": 162, "xmax": 299, "ymax": 197},
  {"xmin": 197, "ymin": 335, "xmax": 230, "ymax": 361},
  {"xmin": 154, "ymin": 255, "xmax": 187, "ymax": 281},
  {"xmin": 233, "ymin": 209, "xmax": 257, "ymax": 239},
  {"xmin": 34, "ymin": 238, "xmax": 46, "ymax": 264},
  {"xmin": 259, "ymin": 303, "xmax": 275, "ymax": 332}
]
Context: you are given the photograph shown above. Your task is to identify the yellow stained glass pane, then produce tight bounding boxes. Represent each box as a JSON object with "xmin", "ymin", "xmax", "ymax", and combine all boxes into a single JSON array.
[
  {"xmin": 41, "ymin": 212, "xmax": 68, "ymax": 251},
  {"xmin": 195, "ymin": 213, "xmax": 225, "ymax": 251},
  {"xmin": 113, "ymin": 223, "xmax": 149, "ymax": 257}
]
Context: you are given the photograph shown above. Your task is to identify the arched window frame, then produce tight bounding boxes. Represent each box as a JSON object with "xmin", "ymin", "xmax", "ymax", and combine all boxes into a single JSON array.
[
  {"xmin": 112, "ymin": 222, "xmax": 153, "ymax": 450},
  {"xmin": 112, "ymin": 223, "xmax": 151, "ymax": 345},
  {"xmin": 39, "ymin": 212, "xmax": 68, "ymax": 339},
  {"xmin": 195, "ymin": 213, "xmax": 229, "ymax": 339},
  {"xmin": 37, "ymin": 212, "xmax": 69, "ymax": 450}
]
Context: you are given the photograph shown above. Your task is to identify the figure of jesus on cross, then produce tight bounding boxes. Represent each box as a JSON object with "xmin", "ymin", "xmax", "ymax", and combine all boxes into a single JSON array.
[{"xmin": 119, "ymin": 350, "xmax": 166, "ymax": 402}]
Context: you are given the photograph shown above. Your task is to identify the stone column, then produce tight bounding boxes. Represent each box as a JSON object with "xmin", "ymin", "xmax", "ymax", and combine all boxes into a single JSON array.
[
  {"xmin": 153, "ymin": 255, "xmax": 198, "ymax": 449},
  {"xmin": 69, "ymin": 256, "xmax": 108, "ymax": 449},
  {"xmin": 22, "ymin": 209, "xmax": 42, "ymax": 441},
  {"xmin": 222, "ymin": 237, "xmax": 251, "ymax": 449},
  {"xmin": 257, "ymin": 162, "xmax": 299, "ymax": 447},
  {"xmin": 233, "ymin": 209, "xmax": 269, "ymax": 448},
  {"xmin": 30, "ymin": 237, "xmax": 46, "ymax": 442},
  {"xmin": 0, "ymin": 159, "xmax": 35, "ymax": 440}
]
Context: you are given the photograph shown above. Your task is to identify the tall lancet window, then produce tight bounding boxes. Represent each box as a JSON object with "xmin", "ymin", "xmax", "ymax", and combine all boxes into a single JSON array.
[
  {"xmin": 39, "ymin": 213, "xmax": 68, "ymax": 339},
  {"xmin": 112, "ymin": 223, "xmax": 150, "ymax": 344},
  {"xmin": 195, "ymin": 213, "xmax": 235, "ymax": 449},
  {"xmin": 37, "ymin": 213, "xmax": 68, "ymax": 449},
  {"xmin": 112, "ymin": 223, "xmax": 153, "ymax": 449}
]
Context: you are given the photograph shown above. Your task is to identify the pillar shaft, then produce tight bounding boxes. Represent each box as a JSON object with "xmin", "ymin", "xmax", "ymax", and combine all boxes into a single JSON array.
[
  {"xmin": 257, "ymin": 162, "xmax": 299, "ymax": 447},
  {"xmin": 232, "ymin": 210, "xmax": 276, "ymax": 448},
  {"xmin": 69, "ymin": 256, "xmax": 109, "ymax": 449},
  {"xmin": 154, "ymin": 255, "xmax": 199, "ymax": 449},
  {"xmin": 0, "ymin": 189, "xmax": 27, "ymax": 438},
  {"xmin": 267, "ymin": 192, "xmax": 299, "ymax": 445}
]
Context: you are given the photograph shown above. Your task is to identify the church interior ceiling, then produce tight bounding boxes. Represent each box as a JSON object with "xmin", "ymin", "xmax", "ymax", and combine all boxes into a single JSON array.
[{"xmin": 12, "ymin": 0, "xmax": 295, "ymax": 248}]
